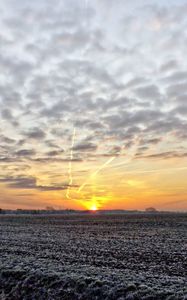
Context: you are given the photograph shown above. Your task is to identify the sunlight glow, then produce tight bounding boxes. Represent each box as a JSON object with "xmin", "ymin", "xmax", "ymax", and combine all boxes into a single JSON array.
[{"xmin": 90, "ymin": 204, "xmax": 97, "ymax": 211}]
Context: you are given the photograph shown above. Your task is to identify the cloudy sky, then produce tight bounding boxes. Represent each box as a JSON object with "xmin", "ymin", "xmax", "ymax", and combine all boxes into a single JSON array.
[{"xmin": 0, "ymin": 0, "xmax": 187, "ymax": 211}]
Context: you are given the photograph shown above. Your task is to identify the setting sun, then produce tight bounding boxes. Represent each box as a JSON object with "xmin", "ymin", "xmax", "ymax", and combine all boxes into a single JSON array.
[{"xmin": 90, "ymin": 204, "xmax": 97, "ymax": 211}]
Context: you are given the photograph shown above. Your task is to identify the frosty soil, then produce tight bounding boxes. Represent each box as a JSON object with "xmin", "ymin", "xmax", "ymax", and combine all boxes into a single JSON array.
[{"xmin": 0, "ymin": 213, "xmax": 186, "ymax": 299}]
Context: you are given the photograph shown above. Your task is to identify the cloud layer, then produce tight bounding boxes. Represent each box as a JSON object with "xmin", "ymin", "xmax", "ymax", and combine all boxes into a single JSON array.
[{"xmin": 0, "ymin": 0, "xmax": 187, "ymax": 209}]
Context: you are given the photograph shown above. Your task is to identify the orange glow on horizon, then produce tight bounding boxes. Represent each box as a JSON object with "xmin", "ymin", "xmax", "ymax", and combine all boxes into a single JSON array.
[{"xmin": 90, "ymin": 204, "xmax": 97, "ymax": 211}]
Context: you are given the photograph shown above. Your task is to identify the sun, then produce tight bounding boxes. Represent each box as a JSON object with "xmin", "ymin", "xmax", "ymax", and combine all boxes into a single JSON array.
[{"xmin": 90, "ymin": 204, "xmax": 97, "ymax": 211}]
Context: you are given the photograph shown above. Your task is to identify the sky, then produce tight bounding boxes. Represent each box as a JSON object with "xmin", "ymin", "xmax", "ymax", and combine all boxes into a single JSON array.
[{"xmin": 0, "ymin": 0, "xmax": 187, "ymax": 211}]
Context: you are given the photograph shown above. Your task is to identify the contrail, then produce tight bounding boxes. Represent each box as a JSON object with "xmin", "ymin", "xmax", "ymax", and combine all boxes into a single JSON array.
[
  {"xmin": 119, "ymin": 166, "xmax": 187, "ymax": 175},
  {"xmin": 162, "ymin": 199, "xmax": 187, "ymax": 206},
  {"xmin": 78, "ymin": 156, "xmax": 115, "ymax": 193},
  {"xmin": 66, "ymin": 128, "xmax": 76, "ymax": 200}
]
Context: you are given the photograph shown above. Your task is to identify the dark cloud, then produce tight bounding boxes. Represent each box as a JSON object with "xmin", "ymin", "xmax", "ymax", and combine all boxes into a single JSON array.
[
  {"xmin": 15, "ymin": 149, "xmax": 36, "ymax": 157},
  {"xmin": 0, "ymin": 176, "xmax": 76, "ymax": 191},
  {"xmin": 45, "ymin": 140, "xmax": 61, "ymax": 149},
  {"xmin": 46, "ymin": 150, "xmax": 64, "ymax": 156},
  {"xmin": 163, "ymin": 71, "xmax": 187, "ymax": 83},
  {"xmin": 159, "ymin": 59, "xmax": 178, "ymax": 73},
  {"xmin": 72, "ymin": 142, "xmax": 98, "ymax": 152},
  {"xmin": 139, "ymin": 138, "xmax": 162, "ymax": 146},
  {"xmin": 1, "ymin": 108, "xmax": 13, "ymax": 120},
  {"xmin": 102, "ymin": 145, "xmax": 122, "ymax": 157},
  {"xmin": 167, "ymin": 82, "xmax": 187, "ymax": 98},
  {"xmin": 136, "ymin": 151, "xmax": 187, "ymax": 159},
  {"xmin": 23, "ymin": 128, "xmax": 46, "ymax": 140},
  {"xmin": 0, "ymin": 157, "xmax": 21, "ymax": 163},
  {"xmin": 31, "ymin": 157, "xmax": 82, "ymax": 163},
  {"xmin": 172, "ymin": 105, "xmax": 187, "ymax": 117},
  {"xmin": 0, "ymin": 135, "xmax": 15, "ymax": 144},
  {"xmin": 134, "ymin": 85, "xmax": 161, "ymax": 100}
]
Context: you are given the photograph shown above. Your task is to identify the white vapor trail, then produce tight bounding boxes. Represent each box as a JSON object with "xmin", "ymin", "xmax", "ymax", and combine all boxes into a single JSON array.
[
  {"xmin": 66, "ymin": 128, "xmax": 76, "ymax": 200},
  {"xmin": 120, "ymin": 166, "xmax": 187, "ymax": 175},
  {"xmin": 78, "ymin": 156, "xmax": 115, "ymax": 193}
]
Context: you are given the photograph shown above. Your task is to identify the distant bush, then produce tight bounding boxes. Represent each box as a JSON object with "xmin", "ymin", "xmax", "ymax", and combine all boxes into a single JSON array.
[{"xmin": 145, "ymin": 207, "xmax": 157, "ymax": 212}]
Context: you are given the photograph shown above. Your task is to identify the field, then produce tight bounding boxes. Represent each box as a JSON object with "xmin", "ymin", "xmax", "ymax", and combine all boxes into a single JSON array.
[{"xmin": 0, "ymin": 213, "xmax": 187, "ymax": 299}]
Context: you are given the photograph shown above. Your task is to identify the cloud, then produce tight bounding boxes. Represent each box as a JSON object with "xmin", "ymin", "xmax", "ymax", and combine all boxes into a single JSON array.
[
  {"xmin": 1, "ymin": 108, "xmax": 13, "ymax": 120},
  {"xmin": 159, "ymin": 59, "xmax": 178, "ymax": 73},
  {"xmin": 23, "ymin": 128, "xmax": 46, "ymax": 140},
  {"xmin": 139, "ymin": 138, "xmax": 162, "ymax": 146},
  {"xmin": 0, "ymin": 135, "xmax": 15, "ymax": 144},
  {"xmin": 73, "ymin": 142, "xmax": 98, "ymax": 152},
  {"xmin": 46, "ymin": 150, "xmax": 64, "ymax": 157},
  {"xmin": 162, "ymin": 199, "xmax": 187, "ymax": 206},
  {"xmin": 0, "ymin": 0, "xmax": 187, "ymax": 208},
  {"xmin": 0, "ymin": 176, "xmax": 76, "ymax": 191},
  {"xmin": 136, "ymin": 151, "xmax": 187, "ymax": 159},
  {"xmin": 167, "ymin": 82, "xmax": 187, "ymax": 98},
  {"xmin": 0, "ymin": 157, "xmax": 21, "ymax": 163},
  {"xmin": 31, "ymin": 157, "xmax": 82, "ymax": 163},
  {"xmin": 134, "ymin": 85, "xmax": 161, "ymax": 100},
  {"xmin": 15, "ymin": 149, "xmax": 36, "ymax": 157}
]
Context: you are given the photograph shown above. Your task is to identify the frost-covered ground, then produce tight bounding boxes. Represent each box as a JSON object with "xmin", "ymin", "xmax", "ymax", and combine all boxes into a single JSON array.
[{"xmin": 0, "ymin": 213, "xmax": 186, "ymax": 300}]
